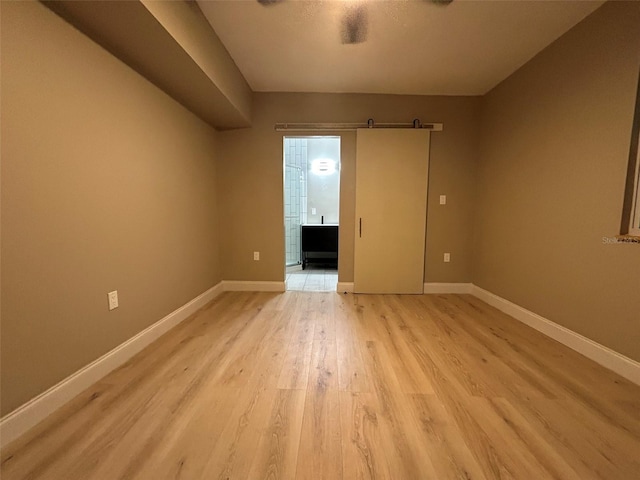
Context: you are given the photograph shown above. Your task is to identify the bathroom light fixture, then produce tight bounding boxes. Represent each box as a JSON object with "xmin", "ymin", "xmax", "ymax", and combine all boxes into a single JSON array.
[{"xmin": 311, "ymin": 158, "xmax": 336, "ymax": 176}]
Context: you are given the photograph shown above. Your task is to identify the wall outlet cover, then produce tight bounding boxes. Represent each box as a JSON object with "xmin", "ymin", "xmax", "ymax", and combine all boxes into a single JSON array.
[{"xmin": 108, "ymin": 291, "xmax": 119, "ymax": 310}]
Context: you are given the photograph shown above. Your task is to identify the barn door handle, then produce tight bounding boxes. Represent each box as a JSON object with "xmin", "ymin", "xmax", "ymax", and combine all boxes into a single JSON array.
[{"xmin": 359, "ymin": 218, "xmax": 362, "ymax": 238}]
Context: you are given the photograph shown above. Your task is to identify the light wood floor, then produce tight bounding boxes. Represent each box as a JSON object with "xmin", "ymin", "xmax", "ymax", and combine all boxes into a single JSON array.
[{"xmin": 2, "ymin": 292, "xmax": 639, "ymax": 479}]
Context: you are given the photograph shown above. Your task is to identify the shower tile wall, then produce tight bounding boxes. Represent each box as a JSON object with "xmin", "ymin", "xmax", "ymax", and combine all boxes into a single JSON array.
[{"xmin": 284, "ymin": 139, "xmax": 307, "ymax": 266}]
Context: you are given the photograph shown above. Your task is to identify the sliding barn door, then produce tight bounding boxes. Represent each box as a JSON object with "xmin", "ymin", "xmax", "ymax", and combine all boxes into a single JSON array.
[{"xmin": 354, "ymin": 129, "xmax": 430, "ymax": 294}]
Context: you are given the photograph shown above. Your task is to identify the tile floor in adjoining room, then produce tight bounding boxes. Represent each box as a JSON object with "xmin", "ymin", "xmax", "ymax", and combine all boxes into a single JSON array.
[{"xmin": 285, "ymin": 264, "xmax": 338, "ymax": 292}]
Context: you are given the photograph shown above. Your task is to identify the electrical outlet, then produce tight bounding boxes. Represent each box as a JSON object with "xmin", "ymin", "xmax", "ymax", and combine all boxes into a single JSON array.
[
  {"xmin": 444, "ymin": 253, "xmax": 451, "ymax": 263},
  {"xmin": 439, "ymin": 195, "xmax": 447, "ymax": 205},
  {"xmin": 108, "ymin": 290, "xmax": 119, "ymax": 310},
  {"xmin": 254, "ymin": 251, "xmax": 260, "ymax": 261}
]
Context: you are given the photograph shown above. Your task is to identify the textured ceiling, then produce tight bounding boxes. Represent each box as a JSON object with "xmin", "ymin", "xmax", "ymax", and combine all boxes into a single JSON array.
[{"xmin": 198, "ymin": 0, "xmax": 605, "ymax": 96}]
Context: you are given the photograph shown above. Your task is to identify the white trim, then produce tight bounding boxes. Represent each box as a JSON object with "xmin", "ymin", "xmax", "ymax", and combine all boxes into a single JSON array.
[
  {"xmin": 471, "ymin": 285, "xmax": 640, "ymax": 386},
  {"xmin": 423, "ymin": 282, "xmax": 474, "ymax": 294},
  {"xmin": 0, "ymin": 282, "xmax": 224, "ymax": 449},
  {"xmin": 341, "ymin": 282, "xmax": 471, "ymax": 294},
  {"xmin": 222, "ymin": 280, "xmax": 285, "ymax": 292},
  {"xmin": 629, "ymin": 132, "xmax": 640, "ymax": 235}
]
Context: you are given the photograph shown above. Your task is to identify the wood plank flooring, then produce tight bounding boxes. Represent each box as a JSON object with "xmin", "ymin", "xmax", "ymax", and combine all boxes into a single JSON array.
[{"xmin": 2, "ymin": 291, "xmax": 639, "ymax": 479}]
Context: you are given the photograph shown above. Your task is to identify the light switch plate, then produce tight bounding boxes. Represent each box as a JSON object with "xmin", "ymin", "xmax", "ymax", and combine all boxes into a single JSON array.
[
  {"xmin": 254, "ymin": 251, "xmax": 260, "ymax": 261},
  {"xmin": 444, "ymin": 253, "xmax": 451, "ymax": 263},
  {"xmin": 439, "ymin": 195, "xmax": 447, "ymax": 205}
]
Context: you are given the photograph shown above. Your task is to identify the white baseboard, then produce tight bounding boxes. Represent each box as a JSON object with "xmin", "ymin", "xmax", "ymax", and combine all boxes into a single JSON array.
[
  {"xmin": 339, "ymin": 282, "xmax": 474, "ymax": 294},
  {"xmin": 471, "ymin": 285, "xmax": 640, "ymax": 386},
  {"xmin": 337, "ymin": 282, "xmax": 354, "ymax": 293},
  {"xmin": 222, "ymin": 280, "xmax": 285, "ymax": 292},
  {"xmin": 0, "ymin": 282, "xmax": 224, "ymax": 449},
  {"xmin": 423, "ymin": 282, "xmax": 474, "ymax": 294}
]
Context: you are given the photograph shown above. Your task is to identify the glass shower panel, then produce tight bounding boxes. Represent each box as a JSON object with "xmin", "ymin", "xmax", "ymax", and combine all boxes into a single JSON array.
[
  {"xmin": 284, "ymin": 164, "xmax": 303, "ymax": 266},
  {"xmin": 284, "ymin": 138, "xmax": 308, "ymax": 267}
]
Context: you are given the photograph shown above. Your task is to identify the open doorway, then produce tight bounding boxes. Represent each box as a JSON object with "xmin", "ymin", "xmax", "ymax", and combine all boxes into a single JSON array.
[{"xmin": 283, "ymin": 136, "xmax": 340, "ymax": 291}]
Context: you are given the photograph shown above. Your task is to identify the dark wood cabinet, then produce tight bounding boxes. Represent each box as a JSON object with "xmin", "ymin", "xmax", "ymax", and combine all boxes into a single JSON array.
[{"xmin": 301, "ymin": 224, "xmax": 338, "ymax": 269}]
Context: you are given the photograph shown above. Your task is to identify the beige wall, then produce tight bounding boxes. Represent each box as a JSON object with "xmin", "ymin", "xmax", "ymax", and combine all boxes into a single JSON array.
[
  {"xmin": 0, "ymin": 2, "xmax": 222, "ymax": 415},
  {"xmin": 8, "ymin": 0, "xmax": 637, "ymax": 424},
  {"xmin": 474, "ymin": 1, "xmax": 640, "ymax": 361},
  {"xmin": 217, "ymin": 93, "xmax": 481, "ymax": 284}
]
